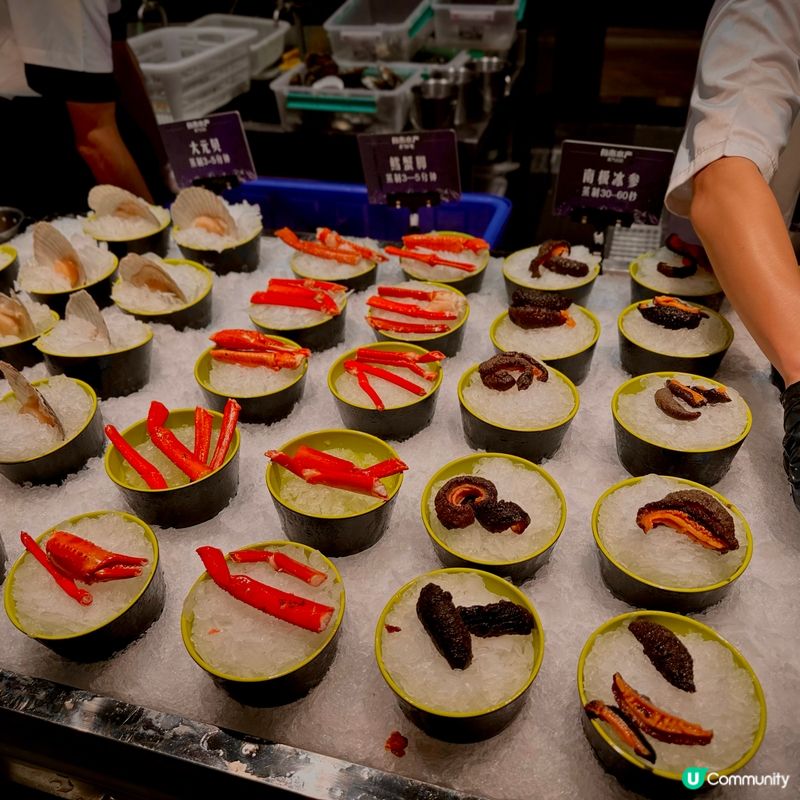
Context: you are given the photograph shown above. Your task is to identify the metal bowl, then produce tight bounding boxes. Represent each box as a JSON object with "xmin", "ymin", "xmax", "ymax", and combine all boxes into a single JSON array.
[{"xmin": 0, "ymin": 208, "xmax": 24, "ymax": 244}]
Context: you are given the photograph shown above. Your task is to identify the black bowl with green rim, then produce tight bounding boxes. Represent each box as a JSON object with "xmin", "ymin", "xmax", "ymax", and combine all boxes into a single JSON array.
[
  {"xmin": 266, "ymin": 429, "xmax": 404, "ymax": 557},
  {"xmin": 421, "ymin": 453, "xmax": 567, "ymax": 584},
  {"xmin": 375, "ymin": 567, "xmax": 545, "ymax": 743},
  {"xmin": 84, "ymin": 212, "xmax": 171, "ymax": 259},
  {"xmin": 368, "ymin": 281, "xmax": 469, "ymax": 358},
  {"xmin": 290, "ymin": 251, "xmax": 377, "ymax": 293},
  {"xmin": 26, "ymin": 254, "xmax": 119, "ymax": 316},
  {"xmin": 0, "ymin": 308, "xmax": 59, "ymax": 370},
  {"xmin": 175, "ymin": 226, "xmax": 262, "ymax": 275},
  {"xmin": 399, "ymin": 232, "xmax": 490, "ymax": 295},
  {"xmin": 578, "ymin": 610, "xmax": 766, "ymax": 797},
  {"xmin": 629, "ymin": 259, "xmax": 724, "ymax": 311},
  {"xmin": 591, "ymin": 475, "xmax": 753, "ymax": 613},
  {"xmin": 250, "ymin": 295, "xmax": 347, "ymax": 353},
  {"xmin": 611, "ymin": 371, "xmax": 752, "ymax": 486},
  {"xmin": 194, "ymin": 341, "xmax": 308, "ymax": 424},
  {"xmin": 104, "ymin": 407, "xmax": 240, "ymax": 528},
  {"xmin": 502, "ymin": 248, "xmax": 601, "ymax": 305},
  {"xmin": 327, "ymin": 341, "xmax": 443, "ymax": 441},
  {"xmin": 0, "ymin": 245, "xmax": 19, "ymax": 293},
  {"xmin": 0, "ymin": 377, "xmax": 103, "ymax": 485},
  {"xmin": 36, "ymin": 325, "xmax": 153, "ymax": 400},
  {"xmin": 3, "ymin": 510, "xmax": 165, "ymax": 662},
  {"xmin": 489, "ymin": 307, "xmax": 601, "ymax": 386},
  {"xmin": 181, "ymin": 540, "xmax": 345, "ymax": 707},
  {"xmin": 618, "ymin": 300, "xmax": 734, "ymax": 378},
  {"xmin": 112, "ymin": 258, "xmax": 213, "ymax": 331},
  {"xmin": 458, "ymin": 363, "xmax": 580, "ymax": 463}
]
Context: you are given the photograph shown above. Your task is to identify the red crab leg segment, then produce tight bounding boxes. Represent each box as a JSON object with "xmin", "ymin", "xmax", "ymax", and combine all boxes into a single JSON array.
[
  {"xmin": 366, "ymin": 296, "xmax": 458, "ymax": 321},
  {"xmin": 209, "ymin": 398, "xmax": 241, "ymax": 470},
  {"xmin": 363, "ymin": 459, "xmax": 409, "ymax": 479},
  {"xmin": 194, "ymin": 407, "xmax": 213, "ymax": 464},
  {"xmin": 377, "ymin": 285, "xmax": 439, "ymax": 301},
  {"xmin": 345, "ymin": 361, "xmax": 427, "ymax": 396},
  {"xmin": 268, "ymin": 277, "xmax": 346, "ymax": 294},
  {"xmin": 402, "ymin": 233, "xmax": 489, "ymax": 253},
  {"xmin": 210, "ymin": 329, "xmax": 311, "ymax": 356},
  {"xmin": 20, "ymin": 532, "xmax": 92, "ymax": 606},
  {"xmin": 147, "ymin": 402, "xmax": 211, "ymax": 482},
  {"xmin": 46, "ymin": 531, "xmax": 147, "ymax": 583},
  {"xmin": 354, "ymin": 368, "xmax": 384, "ymax": 410},
  {"xmin": 384, "ymin": 246, "xmax": 477, "ymax": 272},
  {"xmin": 104, "ymin": 424, "xmax": 167, "ymax": 489},
  {"xmin": 275, "ymin": 227, "xmax": 360, "ymax": 265},
  {"xmin": 317, "ymin": 228, "xmax": 387, "ymax": 262},
  {"xmin": 211, "ymin": 349, "xmax": 307, "ymax": 370},
  {"xmin": 354, "ymin": 348, "xmax": 442, "ymax": 379},
  {"xmin": 367, "ymin": 315, "xmax": 451, "ymax": 334},
  {"xmin": 302, "ymin": 467, "xmax": 387, "ymax": 498},
  {"xmin": 229, "ymin": 549, "xmax": 328, "ymax": 587},
  {"xmin": 356, "ymin": 346, "xmax": 445, "ymax": 364},
  {"xmin": 250, "ymin": 288, "xmax": 336, "ymax": 315},
  {"xmin": 197, "ymin": 546, "xmax": 334, "ymax": 633}
]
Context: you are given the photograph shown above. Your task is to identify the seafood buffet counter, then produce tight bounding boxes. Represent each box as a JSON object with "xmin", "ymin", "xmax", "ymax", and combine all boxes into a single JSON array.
[{"xmin": 1, "ymin": 220, "xmax": 799, "ymax": 800}]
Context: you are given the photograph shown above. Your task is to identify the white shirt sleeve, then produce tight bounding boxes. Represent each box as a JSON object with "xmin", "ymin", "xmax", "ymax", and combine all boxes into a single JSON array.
[
  {"xmin": 666, "ymin": 0, "xmax": 800, "ymax": 219},
  {"xmin": 6, "ymin": 0, "xmax": 116, "ymax": 74}
]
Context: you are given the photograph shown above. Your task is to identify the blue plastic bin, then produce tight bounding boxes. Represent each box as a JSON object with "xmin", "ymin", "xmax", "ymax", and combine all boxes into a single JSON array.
[{"xmin": 225, "ymin": 178, "xmax": 511, "ymax": 246}]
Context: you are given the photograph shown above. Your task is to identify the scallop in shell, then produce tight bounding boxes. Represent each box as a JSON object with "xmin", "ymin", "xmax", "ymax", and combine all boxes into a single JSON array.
[
  {"xmin": 88, "ymin": 184, "xmax": 160, "ymax": 227},
  {"xmin": 0, "ymin": 293, "xmax": 36, "ymax": 339},
  {"xmin": 32, "ymin": 222, "xmax": 86, "ymax": 288},
  {"xmin": 171, "ymin": 187, "xmax": 237, "ymax": 238},
  {"xmin": 119, "ymin": 253, "xmax": 187, "ymax": 303},
  {"xmin": 0, "ymin": 360, "xmax": 65, "ymax": 437},
  {"xmin": 65, "ymin": 290, "xmax": 111, "ymax": 346}
]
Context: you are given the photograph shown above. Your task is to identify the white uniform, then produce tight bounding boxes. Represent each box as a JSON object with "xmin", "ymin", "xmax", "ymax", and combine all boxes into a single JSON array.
[
  {"xmin": 0, "ymin": 0, "xmax": 120, "ymax": 99},
  {"xmin": 666, "ymin": 0, "xmax": 800, "ymax": 226}
]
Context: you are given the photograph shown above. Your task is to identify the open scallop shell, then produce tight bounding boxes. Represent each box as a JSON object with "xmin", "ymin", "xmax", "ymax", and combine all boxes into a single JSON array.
[
  {"xmin": 119, "ymin": 253, "xmax": 187, "ymax": 303},
  {"xmin": 88, "ymin": 184, "xmax": 160, "ymax": 227},
  {"xmin": 32, "ymin": 222, "xmax": 86, "ymax": 288},
  {"xmin": 0, "ymin": 293, "xmax": 36, "ymax": 339},
  {"xmin": 65, "ymin": 290, "xmax": 111, "ymax": 346},
  {"xmin": 171, "ymin": 187, "xmax": 237, "ymax": 238},
  {"xmin": 0, "ymin": 360, "xmax": 65, "ymax": 438}
]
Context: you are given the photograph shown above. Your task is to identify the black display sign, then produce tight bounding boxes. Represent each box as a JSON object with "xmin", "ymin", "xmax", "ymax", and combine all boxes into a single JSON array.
[
  {"xmin": 554, "ymin": 140, "xmax": 675, "ymax": 225},
  {"xmin": 357, "ymin": 131, "xmax": 461, "ymax": 206},
  {"xmin": 159, "ymin": 112, "xmax": 256, "ymax": 190}
]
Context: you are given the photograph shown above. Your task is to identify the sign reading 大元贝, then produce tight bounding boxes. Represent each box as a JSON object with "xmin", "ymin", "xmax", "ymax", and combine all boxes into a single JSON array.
[
  {"xmin": 159, "ymin": 111, "xmax": 257, "ymax": 190},
  {"xmin": 358, "ymin": 131, "xmax": 461, "ymax": 206},
  {"xmin": 554, "ymin": 140, "xmax": 675, "ymax": 225}
]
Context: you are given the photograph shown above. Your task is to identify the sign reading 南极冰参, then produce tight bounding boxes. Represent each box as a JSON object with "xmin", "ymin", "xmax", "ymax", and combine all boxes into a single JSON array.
[
  {"xmin": 554, "ymin": 140, "xmax": 675, "ymax": 225},
  {"xmin": 159, "ymin": 112, "xmax": 257, "ymax": 190},
  {"xmin": 358, "ymin": 130, "xmax": 461, "ymax": 206}
]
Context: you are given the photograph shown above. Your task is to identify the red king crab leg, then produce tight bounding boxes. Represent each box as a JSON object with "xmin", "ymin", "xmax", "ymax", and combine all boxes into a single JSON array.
[
  {"xmin": 250, "ymin": 286, "xmax": 338, "ymax": 315},
  {"xmin": 147, "ymin": 401, "xmax": 212, "ymax": 482},
  {"xmin": 402, "ymin": 233, "xmax": 489, "ymax": 253},
  {"xmin": 209, "ymin": 398, "xmax": 241, "ymax": 470},
  {"xmin": 275, "ymin": 227, "xmax": 360, "ymax": 265},
  {"xmin": 194, "ymin": 407, "xmax": 213, "ymax": 464},
  {"xmin": 367, "ymin": 316, "xmax": 451, "ymax": 334},
  {"xmin": 196, "ymin": 546, "xmax": 334, "ymax": 633},
  {"xmin": 317, "ymin": 228, "xmax": 387, "ymax": 262},
  {"xmin": 210, "ymin": 329, "xmax": 311, "ymax": 356},
  {"xmin": 210, "ymin": 349, "xmax": 307, "ymax": 370},
  {"xmin": 104, "ymin": 424, "xmax": 167, "ymax": 489},
  {"xmin": 384, "ymin": 246, "xmax": 477, "ymax": 272},
  {"xmin": 366, "ymin": 295, "xmax": 458, "ymax": 321},
  {"xmin": 229, "ymin": 549, "xmax": 328, "ymax": 586}
]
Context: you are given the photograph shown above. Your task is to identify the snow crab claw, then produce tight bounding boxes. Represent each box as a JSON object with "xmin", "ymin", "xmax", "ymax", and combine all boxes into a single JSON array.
[
  {"xmin": 478, "ymin": 352, "xmax": 548, "ymax": 391},
  {"xmin": 46, "ymin": 531, "xmax": 148, "ymax": 583}
]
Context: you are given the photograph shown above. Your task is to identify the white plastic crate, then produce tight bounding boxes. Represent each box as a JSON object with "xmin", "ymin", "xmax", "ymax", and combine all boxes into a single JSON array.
[
  {"xmin": 189, "ymin": 14, "xmax": 290, "ymax": 77},
  {"xmin": 270, "ymin": 62, "xmax": 422, "ymax": 133},
  {"xmin": 433, "ymin": 0, "xmax": 524, "ymax": 52},
  {"xmin": 129, "ymin": 26, "xmax": 257, "ymax": 122},
  {"xmin": 324, "ymin": 0, "xmax": 434, "ymax": 62}
]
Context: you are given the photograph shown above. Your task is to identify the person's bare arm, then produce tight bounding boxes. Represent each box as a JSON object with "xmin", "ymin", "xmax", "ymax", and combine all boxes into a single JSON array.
[
  {"xmin": 690, "ymin": 156, "xmax": 800, "ymax": 385},
  {"xmin": 66, "ymin": 100, "xmax": 153, "ymax": 201}
]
